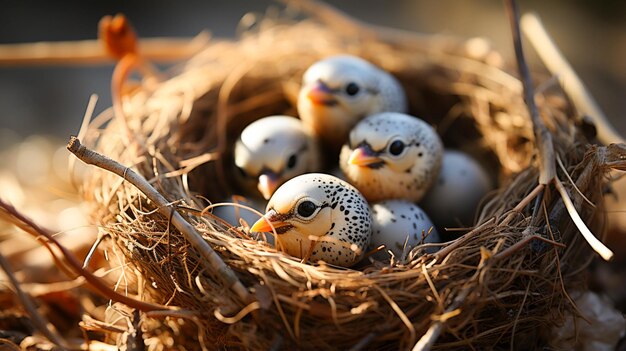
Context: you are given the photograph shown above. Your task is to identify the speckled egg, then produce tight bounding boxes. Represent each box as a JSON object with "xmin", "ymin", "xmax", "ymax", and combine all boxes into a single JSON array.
[{"xmin": 370, "ymin": 200, "xmax": 439, "ymax": 261}]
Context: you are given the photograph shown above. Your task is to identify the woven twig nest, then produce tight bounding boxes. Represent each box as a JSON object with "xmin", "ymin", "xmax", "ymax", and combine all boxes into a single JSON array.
[{"xmin": 78, "ymin": 6, "xmax": 623, "ymax": 350}]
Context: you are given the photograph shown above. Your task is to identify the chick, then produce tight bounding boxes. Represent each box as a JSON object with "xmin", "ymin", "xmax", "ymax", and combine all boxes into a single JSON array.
[
  {"xmin": 250, "ymin": 173, "xmax": 371, "ymax": 267},
  {"xmin": 234, "ymin": 115, "xmax": 321, "ymax": 200},
  {"xmin": 297, "ymin": 55, "xmax": 407, "ymax": 148},
  {"xmin": 339, "ymin": 112, "xmax": 443, "ymax": 202}
]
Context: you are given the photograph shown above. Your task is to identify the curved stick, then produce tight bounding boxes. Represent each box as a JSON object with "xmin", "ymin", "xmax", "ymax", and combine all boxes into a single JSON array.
[{"xmin": 67, "ymin": 136, "xmax": 253, "ymax": 304}]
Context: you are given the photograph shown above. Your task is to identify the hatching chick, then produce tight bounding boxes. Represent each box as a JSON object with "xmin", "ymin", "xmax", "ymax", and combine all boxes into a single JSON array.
[
  {"xmin": 339, "ymin": 112, "xmax": 443, "ymax": 202},
  {"xmin": 297, "ymin": 55, "xmax": 407, "ymax": 148},
  {"xmin": 250, "ymin": 173, "xmax": 371, "ymax": 267},
  {"xmin": 234, "ymin": 116, "xmax": 321, "ymax": 200}
]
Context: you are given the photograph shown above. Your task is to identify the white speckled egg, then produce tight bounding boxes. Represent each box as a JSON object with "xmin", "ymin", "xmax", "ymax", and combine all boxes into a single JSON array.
[
  {"xmin": 420, "ymin": 150, "xmax": 492, "ymax": 229},
  {"xmin": 370, "ymin": 200, "xmax": 439, "ymax": 261}
]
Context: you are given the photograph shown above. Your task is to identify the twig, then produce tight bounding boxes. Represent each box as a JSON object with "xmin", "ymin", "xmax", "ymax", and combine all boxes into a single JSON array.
[
  {"xmin": 493, "ymin": 235, "xmax": 566, "ymax": 260},
  {"xmin": 0, "ymin": 199, "xmax": 173, "ymax": 312},
  {"xmin": 521, "ymin": 13, "xmax": 625, "ymax": 145},
  {"xmin": 553, "ymin": 177, "xmax": 613, "ymax": 261},
  {"xmin": 412, "ymin": 287, "xmax": 471, "ymax": 351},
  {"xmin": 0, "ymin": 32, "xmax": 210, "ymax": 66},
  {"xmin": 505, "ymin": 0, "xmax": 555, "ymax": 185},
  {"xmin": 66, "ymin": 136, "xmax": 253, "ymax": 304},
  {"xmin": 0, "ymin": 251, "xmax": 67, "ymax": 349}
]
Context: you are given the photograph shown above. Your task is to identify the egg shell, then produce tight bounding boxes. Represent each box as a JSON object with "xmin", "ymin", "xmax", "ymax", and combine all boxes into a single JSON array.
[
  {"xmin": 370, "ymin": 200, "xmax": 439, "ymax": 261},
  {"xmin": 420, "ymin": 150, "xmax": 492, "ymax": 231}
]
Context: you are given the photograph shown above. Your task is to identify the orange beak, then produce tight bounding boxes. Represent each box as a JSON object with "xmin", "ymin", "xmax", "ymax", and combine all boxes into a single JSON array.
[
  {"xmin": 306, "ymin": 81, "xmax": 337, "ymax": 106},
  {"xmin": 250, "ymin": 210, "xmax": 290, "ymax": 233},
  {"xmin": 348, "ymin": 146, "xmax": 383, "ymax": 167},
  {"xmin": 257, "ymin": 173, "xmax": 280, "ymax": 200}
]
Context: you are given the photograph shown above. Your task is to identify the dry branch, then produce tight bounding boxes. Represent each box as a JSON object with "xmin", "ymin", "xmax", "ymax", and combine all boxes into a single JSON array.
[
  {"xmin": 521, "ymin": 13, "xmax": 625, "ymax": 145},
  {"xmin": 0, "ymin": 199, "xmax": 173, "ymax": 312},
  {"xmin": 0, "ymin": 32, "xmax": 210, "ymax": 66},
  {"xmin": 505, "ymin": 0, "xmax": 555, "ymax": 185},
  {"xmin": 66, "ymin": 136, "xmax": 253, "ymax": 304}
]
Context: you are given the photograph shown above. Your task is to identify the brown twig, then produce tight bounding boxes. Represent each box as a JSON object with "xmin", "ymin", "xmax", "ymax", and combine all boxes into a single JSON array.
[
  {"xmin": 0, "ymin": 251, "xmax": 67, "ymax": 349},
  {"xmin": 493, "ymin": 235, "xmax": 566, "ymax": 260},
  {"xmin": 521, "ymin": 13, "xmax": 625, "ymax": 145},
  {"xmin": 505, "ymin": 0, "xmax": 555, "ymax": 185},
  {"xmin": 66, "ymin": 136, "xmax": 253, "ymax": 304},
  {"xmin": 0, "ymin": 32, "xmax": 210, "ymax": 66},
  {"xmin": 0, "ymin": 199, "xmax": 173, "ymax": 312}
]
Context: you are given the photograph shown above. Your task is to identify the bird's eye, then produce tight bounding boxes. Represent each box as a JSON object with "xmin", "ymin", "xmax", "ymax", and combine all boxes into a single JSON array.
[
  {"xmin": 388, "ymin": 140, "xmax": 405, "ymax": 156},
  {"xmin": 345, "ymin": 82, "xmax": 360, "ymax": 96},
  {"xmin": 235, "ymin": 165, "xmax": 249, "ymax": 178},
  {"xmin": 286, "ymin": 154, "xmax": 297, "ymax": 169},
  {"xmin": 296, "ymin": 200, "xmax": 317, "ymax": 218}
]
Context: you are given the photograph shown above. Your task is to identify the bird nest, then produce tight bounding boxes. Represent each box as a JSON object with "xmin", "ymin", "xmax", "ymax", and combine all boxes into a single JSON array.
[{"xmin": 75, "ymin": 4, "xmax": 624, "ymax": 350}]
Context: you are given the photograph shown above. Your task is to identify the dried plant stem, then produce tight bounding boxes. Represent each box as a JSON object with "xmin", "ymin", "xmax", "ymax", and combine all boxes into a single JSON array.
[
  {"xmin": 0, "ymin": 32, "xmax": 210, "ymax": 66},
  {"xmin": 412, "ymin": 287, "xmax": 471, "ymax": 351},
  {"xmin": 554, "ymin": 177, "xmax": 613, "ymax": 261},
  {"xmin": 0, "ymin": 252, "xmax": 67, "ymax": 349},
  {"xmin": 66, "ymin": 136, "xmax": 253, "ymax": 304},
  {"xmin": 521, "ymin": 13, "xmax": 625, "ymax": 145},
  {"xmin": 505, "ymin": 0, "xmax": 555, "ymax": 185},
  {"xmin": 0, "ymin": 199, "xmax": 172, "ymax": 312}
]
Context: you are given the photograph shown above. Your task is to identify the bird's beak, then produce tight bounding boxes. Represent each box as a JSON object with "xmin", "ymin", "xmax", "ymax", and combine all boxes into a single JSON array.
[
  {"xmin": 306, "ymin": 81, "xmax": 337, "ymax": 106},
  {"xmin": 348, "ymin": 146, "xmax": 383, "ymax": 167},
  {"xmin": 250, "ymin": 209, "xmax": 289, "ymax": 233},
  {"xmin": 258, "ymin": 173, "xmax": 280, "ymax": 200}
]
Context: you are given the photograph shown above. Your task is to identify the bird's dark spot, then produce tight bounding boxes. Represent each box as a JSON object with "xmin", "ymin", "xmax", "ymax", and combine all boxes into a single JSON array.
[{"xmin": 418, "ymin": 152, "xmax": 423, "ymax": 157}]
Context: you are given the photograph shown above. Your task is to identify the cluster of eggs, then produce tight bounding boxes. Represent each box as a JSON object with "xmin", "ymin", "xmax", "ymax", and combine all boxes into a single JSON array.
[{"xmin": 214, "ymin": 55, "xmax": 492, "ymax": 267}]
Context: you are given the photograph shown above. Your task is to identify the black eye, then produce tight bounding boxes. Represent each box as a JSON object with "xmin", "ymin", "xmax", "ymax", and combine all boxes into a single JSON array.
[
  {"xmin": 297, "ymin": 200, "xmax": 317, "ymax": 218},
  {"xmin": 286, "ymin": 154, "xmax": 297, "ymax": 169},
  {"xmin": 345, "ymin": 82, "xmax": 360, "ymax": 96},
  {"xmin": 388, "ymin": 140, "xmax": 405, "ymax": 156}
]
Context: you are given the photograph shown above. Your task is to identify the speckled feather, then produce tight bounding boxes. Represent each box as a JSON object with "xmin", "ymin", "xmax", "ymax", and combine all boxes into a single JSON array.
[
  {"xmin": 262, "ymin": 173, "xmax": 371, "ymax": 267},
  {"xmin": 340, "ymin": 112, "xmax": 443, "ymax": 202}
]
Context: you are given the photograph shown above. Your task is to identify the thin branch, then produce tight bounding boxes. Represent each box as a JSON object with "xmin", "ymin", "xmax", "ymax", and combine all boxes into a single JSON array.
[
  {"xmin": 553, "ymin": 177, "xmax": 613, "ymax": 261},
  {"xmin": 0, "ymin": 32, "xmax": 210, "ymax": 66},
  {"xmin": 0, "ymin": 199, "xmax": 173, "ymax": 312},
  {"xmin": 0, "ymin": 251, "xmax": 67, "ymax": 349},
  {"xmin": 66, "ymin": 136, "xmax": 253, "ymax": 304},
  {"xmin": 521, "ymin": 13, "xmax": 625, "ymax": 145},
  {"xmin": 505, "ymin": 0, "xmax": 555, "ymax": 185},
  {"xmin": 412, "ymin": 287, "xmax": 471, "ymax": 351}
]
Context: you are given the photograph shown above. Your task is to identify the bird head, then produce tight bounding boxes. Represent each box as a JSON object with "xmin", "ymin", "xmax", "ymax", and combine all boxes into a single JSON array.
[
  {"xmin": 234, "ymin": 116, "xmax": 320, "ymax": 200},
  {"xmin": 297, "ymin": 55, "xmax": 394, "ymax": 146},
  {"xmin": 250, "ymin": 173, "xmax": 372, "ymax": 266},
  {"xmin": 340, "ymin": 112, "xmax": 443, "ymax": 202},
  {"xmin": 250, "ymin": 174, "xmax": 334, "ymax": 238}
]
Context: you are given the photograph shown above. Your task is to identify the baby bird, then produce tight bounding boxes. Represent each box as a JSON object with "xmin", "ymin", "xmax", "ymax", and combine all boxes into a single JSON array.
[
  {"xmin": 297, "ymin": 55, "xmax": 407, "ymax": 149},
  {"xmin": 250, "ymin": 173, "xmax": 371, "ymax": 267},
  {"xmin": 234, "ymin": 115, "xmax": 321, "ymax": 200},
  {"xmin": 339, "ymin": 112, "xmax": 443, "ymax": 202}
]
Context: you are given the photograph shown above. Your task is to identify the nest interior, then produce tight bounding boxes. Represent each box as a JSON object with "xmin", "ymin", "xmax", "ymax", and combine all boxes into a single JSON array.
[{"xmin": 78, "ymin": 8, "xmax": 620, "ymax": 350}]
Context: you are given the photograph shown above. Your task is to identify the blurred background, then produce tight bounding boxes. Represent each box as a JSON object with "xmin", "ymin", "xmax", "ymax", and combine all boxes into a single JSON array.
[
  {"xmin": 0, "ymin": 1, "xmax": 625, "ymax": 345},
  {"xmin": 0, "ymin": 0, "xmax": 625, "ymax": 138}
]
